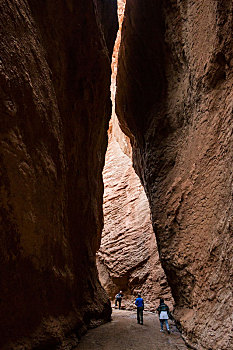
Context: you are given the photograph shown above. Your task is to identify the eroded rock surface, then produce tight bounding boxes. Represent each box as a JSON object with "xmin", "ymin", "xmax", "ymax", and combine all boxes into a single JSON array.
[
  {"xmin": 0, "ymin": 0, "xmax": 117, "ymax": 348},
  {"xmin": 97, "ymin": 116, "xmax": 172, "ymax": 310},
  {"xmin": 116, "ymin": 1, "xmax": 233, "ymax": 349}
]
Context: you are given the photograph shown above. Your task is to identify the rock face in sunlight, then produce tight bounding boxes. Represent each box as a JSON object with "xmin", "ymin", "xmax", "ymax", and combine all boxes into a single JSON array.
[
  {"xmin": 0, "ymin": 0, "xmax": 117, "ymax": 348},
  {"xmin": 97, "ymin": 116, "xmax": 172, "ymax": 310},
  {"xmin": 116, "ymin": 0, "xmax": 233, "ymax": 349}
]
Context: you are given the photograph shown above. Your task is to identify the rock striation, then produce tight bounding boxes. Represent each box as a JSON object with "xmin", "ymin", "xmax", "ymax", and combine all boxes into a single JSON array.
[
  {"xmin": 0, "ymin": 0, "xmax": 117, "ymax": 348},
  {"xmin": 116, "ymin": 1, "xmax": 233, "ymax": 349},
  {"xmin": 97, "ymin": 116, "xmax": 172, "ymax": 311}
]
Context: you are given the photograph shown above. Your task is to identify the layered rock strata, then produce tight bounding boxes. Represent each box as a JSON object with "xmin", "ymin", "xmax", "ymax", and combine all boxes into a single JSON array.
[
  {"xmin": 116, "ymin": 1, "xmax": 233, "ymax": 349},
  {"xmin": 0, "ymin": 0, "xmax": 117, "ymax": 348},
  {"xmin": 97, "ymin": 116, "xmax": 172, "ymax": 311}
]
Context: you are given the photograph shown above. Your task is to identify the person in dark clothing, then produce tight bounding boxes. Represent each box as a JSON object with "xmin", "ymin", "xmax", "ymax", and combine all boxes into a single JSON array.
[
  {"xmin": 156, "ymin": 298, "xmax": 170, "ymax": 333},
  {"xmin": 115, "ymin": 291, "xmax": 123, "ymax": 309},
  {"xmin": 135, "ymin": 293, "xmax": 144, "ymax": 325}
]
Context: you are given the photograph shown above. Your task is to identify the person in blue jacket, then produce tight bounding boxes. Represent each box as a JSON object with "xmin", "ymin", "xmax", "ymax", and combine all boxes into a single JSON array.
[{"xmin": 135, "ymin": 293, "xmax": 144, "ymax": 325}]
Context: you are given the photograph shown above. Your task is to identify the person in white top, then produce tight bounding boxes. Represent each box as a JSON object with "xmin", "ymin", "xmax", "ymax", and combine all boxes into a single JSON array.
[{"xmin": 156, "ymin": 298, "xmax": 170, "ymax": 334}]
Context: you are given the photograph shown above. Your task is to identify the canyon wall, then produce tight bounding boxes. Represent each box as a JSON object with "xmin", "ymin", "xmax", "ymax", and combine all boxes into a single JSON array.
[
  {"xmin": 97, "ymin": 116, "xmax": 172, "ymax": 311},
  {"xmin": 0, "ymin": 0, "xmax": 117, "ymax": 348},
  {"xmin": 116, "ymin": 0, "xmax": 233, "ymax": 349}
]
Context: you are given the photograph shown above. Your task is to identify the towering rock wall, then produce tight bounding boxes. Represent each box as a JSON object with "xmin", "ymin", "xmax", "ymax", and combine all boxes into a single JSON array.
[
  {"xmin": 97, "ymin": 116, "xmax": 172, "ymax": 311},
  {"xmin": 116, "ymin": 0, "xmax": 233, "ymax": 349},
  {"xmin": 0, "ymin": 0, "xmax": 117, "ymax": 348}
]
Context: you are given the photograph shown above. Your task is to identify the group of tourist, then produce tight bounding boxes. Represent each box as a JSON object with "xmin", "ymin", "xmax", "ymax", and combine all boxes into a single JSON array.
[{"xmin": 115, "ymin": 291, "xmax": 171, "ymax": 333}]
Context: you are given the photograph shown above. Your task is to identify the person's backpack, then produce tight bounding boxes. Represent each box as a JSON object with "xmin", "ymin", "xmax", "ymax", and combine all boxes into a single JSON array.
[{"xmin": 160, "ymin": 303, "xmax": 169, "ymax": 312}]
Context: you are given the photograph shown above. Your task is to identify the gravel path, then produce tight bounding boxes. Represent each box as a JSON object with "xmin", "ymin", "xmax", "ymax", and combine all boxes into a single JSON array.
[{"xmin": 76, "ymin": 309, "xmax": 189, "ymax": 350}]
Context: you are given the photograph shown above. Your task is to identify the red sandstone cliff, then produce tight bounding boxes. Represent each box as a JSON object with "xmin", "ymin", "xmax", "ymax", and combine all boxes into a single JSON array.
[
  {"xmin": 0, "ymin": 0, "xmax": 117, "ymax": 348},
  {"xmin": 116, "ymin": 1, "xmax": 233, "ymax": 349}
]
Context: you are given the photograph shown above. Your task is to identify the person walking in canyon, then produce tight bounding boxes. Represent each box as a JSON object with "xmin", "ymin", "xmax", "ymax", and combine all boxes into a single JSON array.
[
  {"xmin": 135, "ymin": 293, "xmax": 144, "ymax": 325},
  {"xmin": 157, "ymin": 298, "xmax": 170, "ymax": 334},
  {"xmin": 115, "ymin": 290, "xmax": 123, "ymax": 309}
]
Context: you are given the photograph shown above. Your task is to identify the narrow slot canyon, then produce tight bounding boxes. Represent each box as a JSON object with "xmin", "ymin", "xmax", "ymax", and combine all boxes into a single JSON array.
[
  {"xmin": 97, "ymin": 0, "xmax": 172, "ymax": 311},
  {"xmin": 0, "ymin": 1, "xmax": 232, "ymax": 350},
  {"xmin": 96, "ymin": 114, "xmax": 172, "ymax": 311}
]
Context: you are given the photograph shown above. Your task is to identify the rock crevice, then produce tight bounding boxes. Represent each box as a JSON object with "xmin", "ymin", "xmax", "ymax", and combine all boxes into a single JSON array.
[{"xmin": 97, "ymin": 116, "xmax": 172, "ymax": 310}]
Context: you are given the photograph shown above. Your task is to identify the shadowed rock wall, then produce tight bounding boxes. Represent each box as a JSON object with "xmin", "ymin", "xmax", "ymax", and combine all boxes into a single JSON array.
[
  {"xmin": 116, "ymin": 0, "xmax": 233, "ymax": 349},
  {"xmin": 0, "ymin": 0, "xmax": 117, "ymax": 348}
]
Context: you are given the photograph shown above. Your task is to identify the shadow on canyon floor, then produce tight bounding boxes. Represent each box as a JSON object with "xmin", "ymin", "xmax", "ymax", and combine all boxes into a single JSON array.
[{"xmin": 76, "ymin": 309, "xmax": 188, "ymax": 350}]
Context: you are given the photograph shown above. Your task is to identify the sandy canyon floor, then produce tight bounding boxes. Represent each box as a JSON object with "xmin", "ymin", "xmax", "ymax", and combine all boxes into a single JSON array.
[{"xmin": 76, "ymin": 309, "xmax": 188, "ymax": 350}]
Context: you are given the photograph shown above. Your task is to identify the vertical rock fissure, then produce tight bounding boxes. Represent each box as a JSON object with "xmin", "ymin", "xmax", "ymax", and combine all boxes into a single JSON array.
[{"xmin": 97, "ymin": 0, "xmax": 173, "ymax": 311}]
